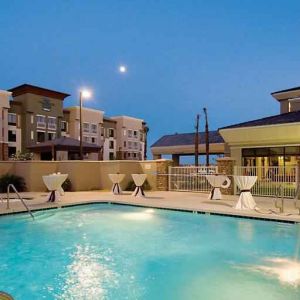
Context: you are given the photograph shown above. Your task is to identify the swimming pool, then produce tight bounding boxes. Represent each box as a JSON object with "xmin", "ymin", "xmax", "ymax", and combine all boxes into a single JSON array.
[{"xmin": 0, "ymin": 203, "xmax": 299, "ymax": 299}]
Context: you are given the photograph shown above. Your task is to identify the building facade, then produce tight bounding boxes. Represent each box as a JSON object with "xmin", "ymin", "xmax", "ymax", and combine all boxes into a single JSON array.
[
  {"xmin": 0, "ymin": 83, "xmax": 147, "ymax": 161},
  {"xmin": 0, "ymin": 90, "xmax": 11, "ymax": 160},
  {"xmin": 111, "ymin": 116, "xmax": 146, "ymax": 160},
  {"xmin": 8, "ymin": 84, "xmax": 69, "ymax": 159},
  {"xmin": 219, "ymin": 86, "xmax": 300, "ymax": 169}
]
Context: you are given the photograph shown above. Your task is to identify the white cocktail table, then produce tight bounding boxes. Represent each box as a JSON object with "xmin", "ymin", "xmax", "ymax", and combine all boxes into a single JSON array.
[
  {"xmin": 132, "ymin": 174, "xmax": 147, "ymax": 197},
  {"xmin": 42, "ymin": 173, "xmax": 68, "ymax": 202},
  {"xmin": 108, "ymin": 174, "xmax": 125, "ymax": 195},
  {"xmin": 205, "ymin": 174, "xmax": 231, "ymax": 200},
  {"xmin": 234, "ymin": 175, "xmax": 257, "ymax": 210}
]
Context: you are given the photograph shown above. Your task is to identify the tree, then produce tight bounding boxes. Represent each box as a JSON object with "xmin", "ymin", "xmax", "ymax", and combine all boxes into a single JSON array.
[
  {"xmin": 203, "ymin": 107, "xmax": 209, "ymax": 166},
  {"xmin": 194, "ymin": 114, "xmax": 200, "ymax": 166}
]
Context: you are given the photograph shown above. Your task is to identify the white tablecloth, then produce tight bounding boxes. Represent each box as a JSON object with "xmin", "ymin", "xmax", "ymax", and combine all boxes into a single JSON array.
[
  {"xmin": 234, "ymin": 175, "xmax": 257, "ymax": 210},
  {"xmin": 108, "ymin": 174, "xmax": 125, "ymax": 195},
  {"xmin": 42, "ymin": 174, "xmax": 68, "ymax": 201},
  {"xmin": 205, "ymin": 175, "xmax": 231, "ymax": 200},
  {"xmin": 132, "ymin": 174, "xmax": 147, "ymax": 197}
]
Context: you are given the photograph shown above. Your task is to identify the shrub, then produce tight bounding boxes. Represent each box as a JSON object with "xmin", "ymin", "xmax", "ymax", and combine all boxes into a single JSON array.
[
  {"xmin": 62, "ymin": 178, "xmax": 72, "ymax": 192},
  {"xmin": 0, "ymin": 173, "xmax": 26, "ymax": 193},
  {"xmin": 125, "ymin": 179, "xmax": 151, "ymax": 191},
  {"xmin": 10, "ymin": 151, "xmax": 33, "ymax": 161}
]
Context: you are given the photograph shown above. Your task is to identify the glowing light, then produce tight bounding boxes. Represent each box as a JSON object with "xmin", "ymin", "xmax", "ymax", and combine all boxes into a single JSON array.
[
  {"xmin": 122, "ymin": 209, "xmax": 154, "ymax": 221},
  {"xmin": 119, "ymin": 65, "xmax": 127, "ymax": 73},
  {"xmin": 80, "ymin": 90, "xmax": 92, "ymax": 99},
  {"xmin": 243, "ymin": 257, "xmax": 300, "ymax": 287}
]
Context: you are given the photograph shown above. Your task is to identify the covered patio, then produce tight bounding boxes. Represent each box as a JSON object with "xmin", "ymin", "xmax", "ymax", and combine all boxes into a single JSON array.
[{"xmin": 27, "ymin": 136, "xmax": 102, "ymax": 160}]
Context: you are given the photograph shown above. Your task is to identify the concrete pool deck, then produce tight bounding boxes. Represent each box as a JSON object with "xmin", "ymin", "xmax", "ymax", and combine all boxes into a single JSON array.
[{"xmin": 1, "ymin": 190, "xmax": 300, "ymax": 223}]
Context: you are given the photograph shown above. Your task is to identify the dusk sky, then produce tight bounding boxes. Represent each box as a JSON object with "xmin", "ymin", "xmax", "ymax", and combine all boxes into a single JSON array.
[{"xmin": 1, "ymin": 0, "xmax": 300, "ymax": 153}]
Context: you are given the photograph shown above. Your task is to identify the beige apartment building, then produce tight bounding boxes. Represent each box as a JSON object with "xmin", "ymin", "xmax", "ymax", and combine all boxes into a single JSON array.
[
  {"xmin": 0, "ymin": 90, "xmax": 11, "ymax": 160},
  {"xmin": 8, "ymin": 84, "xmax": 70, "ymax": 160},
  {"xmin": 0, "ymin": 83, "xmax": 147, "ymax": 161},
  {"xmin": 111, "ymin": 116, "xmax": 146, "ymax": 160}
]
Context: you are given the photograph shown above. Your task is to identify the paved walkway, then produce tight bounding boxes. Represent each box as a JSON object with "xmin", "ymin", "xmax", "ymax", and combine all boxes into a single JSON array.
[{"xmin": 1, "ymin": 190, "xmax": 300, "ymax": 223}]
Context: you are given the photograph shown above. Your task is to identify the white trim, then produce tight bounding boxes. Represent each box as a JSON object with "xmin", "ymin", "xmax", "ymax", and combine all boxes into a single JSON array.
[{"xmin": 220, "ymin": 121, "xmax": 300, "ymax": 132}]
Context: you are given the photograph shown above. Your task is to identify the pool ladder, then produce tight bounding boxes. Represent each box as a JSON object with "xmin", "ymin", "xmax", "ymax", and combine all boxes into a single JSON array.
[
  {"xmin": 6, "ymin": 184, "xmax": 34, "ymax": 220},
  {"xmin": 275, "ymin": 184, "xmax": 300, "ymax": 215}
]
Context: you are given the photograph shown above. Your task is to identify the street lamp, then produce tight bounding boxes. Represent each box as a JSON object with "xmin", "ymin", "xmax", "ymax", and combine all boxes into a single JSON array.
[{"xmin": 79, "ymin": 89, "xmax": 92, "ymax": 160}]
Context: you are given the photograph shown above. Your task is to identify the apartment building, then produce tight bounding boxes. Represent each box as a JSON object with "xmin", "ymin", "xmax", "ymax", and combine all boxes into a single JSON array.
[
  {"xmin": 111, "ymin": 116, "xmax": 146, "ymax": 160},
  {"xmin": 0, "ymin": 83, "xmax": 148, "ymax": 161},
  {"xmin": 0, "ymin": 90, "xmax": 11, "ymax": 160},
  {"xmin": 102, "ymin": 117, "xmax": 117, "ymax": 160},
  {"xmin": 8, "ymin": 84, "xmax": 69, "ymax": 159}
]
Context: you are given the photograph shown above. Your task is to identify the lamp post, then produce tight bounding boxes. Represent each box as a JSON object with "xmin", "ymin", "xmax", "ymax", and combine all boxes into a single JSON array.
[{"xmin": 79, "ymin": 90, "xmax": 91, "ymax": 160}]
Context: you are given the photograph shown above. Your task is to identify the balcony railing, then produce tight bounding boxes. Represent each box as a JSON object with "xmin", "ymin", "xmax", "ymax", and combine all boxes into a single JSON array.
[
  {"xmin": 48, "ymin": 123, "xmax": 57, "ymax": 130},
  {"xmin": 37, "ymin": 122, "xmax": 46, "ymax": 129}
]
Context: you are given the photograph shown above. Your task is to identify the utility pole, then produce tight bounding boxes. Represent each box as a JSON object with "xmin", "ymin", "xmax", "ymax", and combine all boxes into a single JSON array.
[
  {"xmin": 194, "ymin": 114, "xmax": 200, "ymax": 166},
  {"xmin": 203, "ymin": 107, "xmax": 209, "ymax": 166}
]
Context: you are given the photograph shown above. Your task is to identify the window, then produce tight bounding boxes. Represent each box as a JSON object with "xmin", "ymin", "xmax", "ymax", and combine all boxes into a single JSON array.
[
  {"xmin": 100, "ymin": 127, "xmax": 104, "ymax": 136},
  {"xmin": 48, "ymin": 117, "xmax": 56, "ymax": 130},
  {"xmin": 109, "ymin": 152, "xmax": 114, "ymax": 160},
  {"xmin": 134, "ymin": 142, "xmax": 138, "ymax": 149},
  {"xmin": 109, "ymin": 141, "xmax": 114, "ymax": 149},
  {"xmin": 123, "ymin": 129, "xmax": 126, "ymax": 136},
  {"xmin": 133, "ymin": 130, "xmax": 138, "ymax": 138},
  {"xmin": 128, "ymin": 141, "xmax": 132, "ymax": 149},
  {"xmin": 36, "ymin": 115, "xmax": 46, "ymax": 128},
  {"xmin": 37, "ymin": 131, "xmax": 45, "ymax": 143},
  {"xmin": 83, "ymin": 136, "xmax": 90, "ymax": 143},
  {"xmin": 83, "ymin": 122, "xmax": 89, "ymax": 133},
  {"xmin": 128, "ymin": 130, "xmax": 133, "ymax": 138},
  {"xmin": 91, "ymin": 137, "xmax": 96, "ymax": 144},
  {"xmin": 124, "ymin": 141, "xmax": 126, "ymax": 147},
  {"xmin": 31, "ymin": 131, "xmax": 34, "ymax": 140},
  {"xmin": 133, "ymin": 153, "xmax": 137, "ymax": 158},
  {"xmin": 8, "ymin": 147, "xmax": 16, "ymax": 157},
  {"xmin": 108, "ymin": 128, "xmax": 114, "ymax": 138},
  {"xmin": 8, "ymin": 113, "xmax": 17, "ymax": 125},
  {"xmin": 61, "ymin": 121, "xmax": 68, "ymax": 132},
  {"xmin": 91, "ymin": 124, "xmax": 97, "ymax": 133},
  {"xmin": 8, "ymin": 130, "xmax": 16, "ymax": 142},
  {"xmin": 48, "ymin": 132, "xmax": 56, "ymax": 141}
]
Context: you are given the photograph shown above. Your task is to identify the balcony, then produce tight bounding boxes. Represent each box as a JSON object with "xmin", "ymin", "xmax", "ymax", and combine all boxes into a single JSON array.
[
  {"xmin": 48, "ymin": 123, "xmax": 57, "ymax": 130},
  {"xmin": 37, "ymin": 122, "xmax": 46, "ymax": 129}
]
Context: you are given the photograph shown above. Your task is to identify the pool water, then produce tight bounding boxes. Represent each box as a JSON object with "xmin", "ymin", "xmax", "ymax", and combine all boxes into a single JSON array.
[{"xmin": 0, "ymin": 204, "xmax": 299, "ymax": 300}]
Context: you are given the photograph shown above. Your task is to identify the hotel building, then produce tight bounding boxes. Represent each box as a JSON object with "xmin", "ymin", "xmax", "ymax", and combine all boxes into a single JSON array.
[
  {"xmin": 0, "ymin": 83, "xmax": 147, "ymax": 161},
  {"xmin": 152, "ymin": 85, "xmax": 300, "ymax": 169}
]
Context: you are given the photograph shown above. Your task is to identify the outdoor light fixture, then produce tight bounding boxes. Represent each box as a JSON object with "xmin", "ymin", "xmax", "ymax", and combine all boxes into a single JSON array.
[{"xmin": 79, "ymin": 89, "xmax": 92, "ymax": 160}]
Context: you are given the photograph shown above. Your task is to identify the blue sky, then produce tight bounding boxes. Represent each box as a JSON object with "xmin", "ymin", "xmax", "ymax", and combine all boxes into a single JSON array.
[{"xmin": 1, "ymin": 0, "xmax": 300, "ymax": 157}]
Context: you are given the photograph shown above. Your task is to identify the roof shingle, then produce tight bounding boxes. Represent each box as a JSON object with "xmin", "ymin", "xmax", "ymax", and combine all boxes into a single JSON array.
[
  {"xmin": 220, "ymin": 111, "xmax": 300, "ymax": 130},
  {"xmin": 151, "ymin": 131, "xmax": 224, "ymax": 148}
]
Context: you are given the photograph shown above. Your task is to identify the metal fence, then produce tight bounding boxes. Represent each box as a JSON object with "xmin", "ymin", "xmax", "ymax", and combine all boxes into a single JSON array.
[
  {"xmin": 168, "ymin": 166, "xmax": 218, "ymax": 192},
  {"xmin": 234, "ymin": 166, "xmax": 298, "ymax": 198}
]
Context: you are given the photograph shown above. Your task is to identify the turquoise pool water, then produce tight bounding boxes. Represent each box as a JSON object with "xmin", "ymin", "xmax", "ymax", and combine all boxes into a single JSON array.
[{"xmin": 0, "ymin": 204, "xmax": 299, "ymax": 300}]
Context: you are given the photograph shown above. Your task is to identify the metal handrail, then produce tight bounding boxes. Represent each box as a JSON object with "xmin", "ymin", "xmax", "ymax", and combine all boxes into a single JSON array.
[{"xmin": 7, "ymin": 184, "xmax": 34, "ymax": 219}]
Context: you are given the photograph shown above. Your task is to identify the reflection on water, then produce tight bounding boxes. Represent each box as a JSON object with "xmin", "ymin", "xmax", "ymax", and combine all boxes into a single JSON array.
[
  {"xmin": 56, "ymin": 245, "xmax": 118, "ymax": 300},
  {"xmin": 240, "ymin": 257, "xmax": 300, "ymax": 287},
  {"xmin": 122, "ymin": 208, "xmax": 155, "ymax": 221},
  {"xmin": 237, "ymin": 221, "xmax": 254, "ymax": 242}
]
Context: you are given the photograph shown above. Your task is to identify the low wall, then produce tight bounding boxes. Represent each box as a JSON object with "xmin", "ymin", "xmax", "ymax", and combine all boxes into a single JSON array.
[{"xmin": 0, "ymin": 159, "xmax": 171, "ymax": 192}]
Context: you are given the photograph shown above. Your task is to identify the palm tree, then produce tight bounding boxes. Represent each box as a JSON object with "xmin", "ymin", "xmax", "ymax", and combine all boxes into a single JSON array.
[
  {"xmin": 203, "ymin": 107, "xmax": 209, "ymax": 166},
  {"xmin": 194, "ymin": 114, "xmax": 200, "ymax": 166}
]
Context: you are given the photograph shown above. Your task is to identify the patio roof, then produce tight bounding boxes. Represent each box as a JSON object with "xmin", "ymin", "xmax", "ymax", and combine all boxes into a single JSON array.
[
  {"xmin": 27, "ymin": 137, "xmax": 101, "ymax": 152},
  {"xmin": 151, "ymin": 131, "xmax": 224, "ymax": 148}
]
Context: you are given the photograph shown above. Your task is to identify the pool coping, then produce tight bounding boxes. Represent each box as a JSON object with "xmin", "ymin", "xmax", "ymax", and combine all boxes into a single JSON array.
[{"xmin": 1, "ymin": 200, "xmax": 299, "ymax": 224}]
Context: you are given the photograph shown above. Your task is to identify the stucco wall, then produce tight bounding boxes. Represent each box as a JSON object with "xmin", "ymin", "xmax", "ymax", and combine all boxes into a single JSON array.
[{"xmin": 0, "ymin": 160, "xmax": 169, "ymax": 192}]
